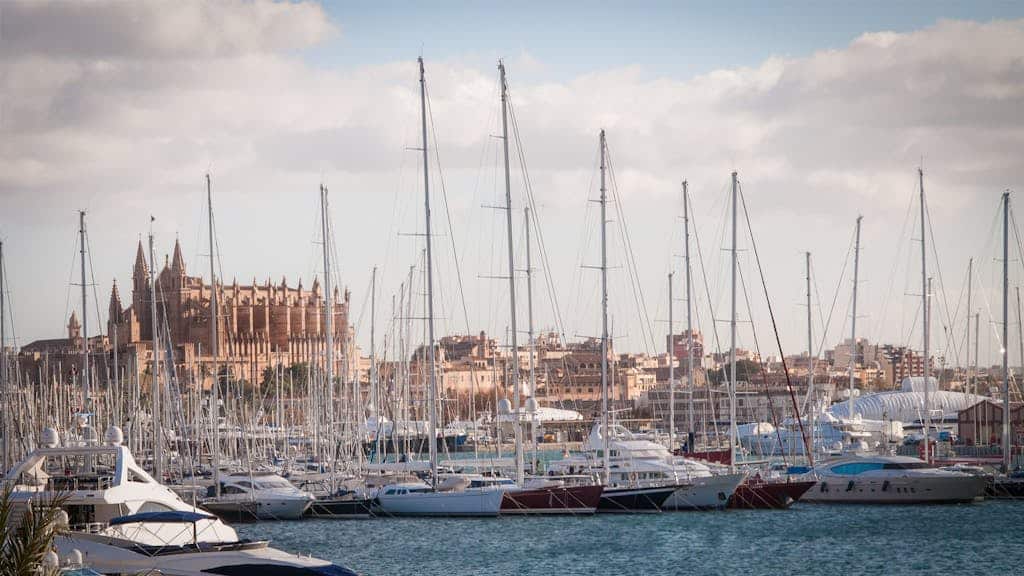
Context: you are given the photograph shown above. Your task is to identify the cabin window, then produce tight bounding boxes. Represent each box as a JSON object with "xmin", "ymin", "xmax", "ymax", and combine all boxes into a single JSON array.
[
  {"xmin": 137, "ymin": 501, "xmax": 174, "ymax": 513},
  {"xmin": 830, "ymin": 462, "xmax": 885, "ymax": 475}
]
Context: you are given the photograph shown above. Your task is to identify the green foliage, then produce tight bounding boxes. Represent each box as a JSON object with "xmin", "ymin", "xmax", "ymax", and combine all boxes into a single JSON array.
[
  {"xmin": 707, "ymin": 359, "xmax": 761, "ymax": 385},
  {"xmin": 0, "ymin": 484, "xmax": 66, "ymax": 576}
]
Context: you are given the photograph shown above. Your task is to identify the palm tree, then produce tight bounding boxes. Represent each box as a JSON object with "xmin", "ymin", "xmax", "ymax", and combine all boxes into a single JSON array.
[{"xmin": 0, "ymin": 483, "xmax": 65, "ymax": 576}]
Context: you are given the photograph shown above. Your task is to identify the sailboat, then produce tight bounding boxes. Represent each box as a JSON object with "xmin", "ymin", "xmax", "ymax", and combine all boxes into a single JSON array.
[
  {"xmin": 802, "ymin": 170, "xmax": 986, "ymax": 505},
  {"xmin": 373, "ymin": 57, "xmax": 504, "ymax": 517}
]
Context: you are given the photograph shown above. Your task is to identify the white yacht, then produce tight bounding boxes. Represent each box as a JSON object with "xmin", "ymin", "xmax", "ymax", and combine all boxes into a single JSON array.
[
  {"xmin": 3, "ymin": 426, "xmax": 356, "ymax": 576},
  {"xmin": 548, "ymin": 423, "xmax": 746, "ymax": 510},
  {"xmin": 801, "ymin": 454, "xmax": 987, "ymax": 504},
  {"xmin": 373, "ymin": 475, "xmax": 505, "ymax": 517},
  {"xmin": 202, "ymin": 472, "xmax": 314, "ymax": 521}
]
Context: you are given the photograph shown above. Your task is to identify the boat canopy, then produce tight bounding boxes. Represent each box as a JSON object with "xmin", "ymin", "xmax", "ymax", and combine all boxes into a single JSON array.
[{"xmin": 109, "ymin": 511, "xmax": 216, "ymax": 526}]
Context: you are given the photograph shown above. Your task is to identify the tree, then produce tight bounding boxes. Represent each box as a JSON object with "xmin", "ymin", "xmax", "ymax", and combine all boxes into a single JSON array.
[{"xmin": 0, "ymin": 485, "xmax": 66, "ymax": 576}]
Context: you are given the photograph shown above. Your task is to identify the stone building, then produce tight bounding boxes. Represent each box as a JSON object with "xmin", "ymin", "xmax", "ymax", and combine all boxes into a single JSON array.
[{"xmin": 102, "ymin": 239, "xmax": 356, "ymax": 387}]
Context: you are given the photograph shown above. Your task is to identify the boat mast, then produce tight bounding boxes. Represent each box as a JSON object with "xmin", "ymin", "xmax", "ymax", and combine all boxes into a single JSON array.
[
  {"xmin": 683, "ymin": 180, "xmax": 695, "ymax": 451},
  {"xmin": 668, "ymin": 271, "xmax": 675, "ymax": 451},
  {"xmin": 207, "ymin": 174, "xmax": 221, "ymax": 498},
  {"xmin": 806, "ymin": 251, "xmax": 815, "ymax": 459},
  {"xmin": 1, "ymin": 240, "xmax": 7, "ymax": 470},
  {"xmin": 320, "ymin": 184, "xmax": 336, "ymax": 481},
  {"xmin": 920, "ymin": 168, "xmax": 930, "ymax": 462},
  {"xmin": 729, "ymin": 171, "xmax": 738, "ymax": 473},
  {"xmin": 79, "ymin": 211, "xmax": 90, "ymax": 415},
  {"xmin": 418, "ymin": 57, "xmax": 440, "ymax": 486},
  {"xmin": 524, "ymin": 206, "xmax": 538, "ymax": 465},
  {"xmin": 599, "ymin": 130, "xmax": 611, "ymax": 482},
  {"xmin": 848, "ymin": 216, "xmax": 862, "ymax": 426},
  {"xmin": 148, "ymin": 226, "xmax": 162, "ymax": 480},
  {"xmin": 498, "ymin": 61, "xmax": 525, "ymax": 486},
  {"xmin": 371, "ymin": 265, "xmax": 382, "ymax": 463},
  {"xmin": 966, "ymin": 259, "xmax": 973, "ymax": 397},
  {"xmin": 1002, "ymin": 191, "xmax": 1011, "ymax": 473}
]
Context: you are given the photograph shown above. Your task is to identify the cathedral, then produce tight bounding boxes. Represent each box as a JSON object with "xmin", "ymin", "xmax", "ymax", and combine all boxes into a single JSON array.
[{"xmin": 104, "ymin": 238, "xmax": 356, "ymax": 387}]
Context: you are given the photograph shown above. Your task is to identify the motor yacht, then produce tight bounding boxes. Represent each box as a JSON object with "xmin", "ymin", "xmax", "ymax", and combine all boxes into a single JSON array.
[
  {"xmin": 3, "ymin": 426, "xmax": 356, "ymax": 576},
  {"xmin": 201, "ymin": 472, "xmax": 314, "ymax": 521},
  {"xmin": 801, "ymin": 454, "xmax": 987, "ymax": 504},
  {"xmin": 548, "ymin": 423, "xmax": 745, "ymax": 510}
]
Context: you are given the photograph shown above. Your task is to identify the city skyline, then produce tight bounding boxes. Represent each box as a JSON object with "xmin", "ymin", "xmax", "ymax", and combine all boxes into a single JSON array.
[{"xmin": 2, "ymin": 1, "xmax": 1023, "ymax": 368}]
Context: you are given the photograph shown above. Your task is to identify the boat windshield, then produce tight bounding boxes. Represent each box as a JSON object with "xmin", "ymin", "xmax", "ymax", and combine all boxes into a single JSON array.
[{"xmin": 255, "ymin": 479, "xmax": 293, "ymax": 489}]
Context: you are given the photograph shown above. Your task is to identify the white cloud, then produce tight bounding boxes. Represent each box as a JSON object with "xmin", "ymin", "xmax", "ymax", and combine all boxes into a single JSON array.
[{"xmin": 0, "ymin": 4, "xmax": 1021, "ymax": 367}]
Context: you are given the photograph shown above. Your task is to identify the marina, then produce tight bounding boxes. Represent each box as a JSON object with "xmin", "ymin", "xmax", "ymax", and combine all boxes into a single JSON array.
[{"xmin": 3, "ymin": 2, "xmax": 1024, "ymax": 575}]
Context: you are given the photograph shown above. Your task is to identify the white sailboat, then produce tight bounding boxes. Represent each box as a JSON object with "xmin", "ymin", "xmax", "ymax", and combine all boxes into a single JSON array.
[{"xmin": 373, "ymin": 57, "xmax": 503, "ymax": 517}]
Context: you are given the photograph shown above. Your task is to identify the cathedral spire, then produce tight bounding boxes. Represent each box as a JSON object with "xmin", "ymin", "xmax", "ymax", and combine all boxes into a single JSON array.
[
  {"xmin": 68, "ymin": 310, "xmax": 81, "ymax": 340},
  {"xmin": 109, "ymin": 279, "xmax": 123, "ymax": 321},
  {"xmin": 171, "ymin": 237, "xmax": 185, "ymax": 273},
  {"xmin": 133, "ymin": 240, "xmax": 148, "ymax": 281}
]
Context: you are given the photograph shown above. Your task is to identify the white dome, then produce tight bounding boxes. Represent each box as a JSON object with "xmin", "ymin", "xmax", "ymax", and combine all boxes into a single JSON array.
[
  {"xmin": 497, "ymin": 398, "xmax": 512, "ymax": 415},
  {"xmin": 829, "ymin": 390, "xmax": 987, "ymax": 422},
  {"xmin": 40, "ymin": 427, "xmax": 59, "ymax": 448}
]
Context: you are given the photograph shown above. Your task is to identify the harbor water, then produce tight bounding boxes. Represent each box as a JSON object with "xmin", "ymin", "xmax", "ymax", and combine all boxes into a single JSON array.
[{"xmin": 237, "ymin": 500, "xmax": 1024, "ymax": 575}]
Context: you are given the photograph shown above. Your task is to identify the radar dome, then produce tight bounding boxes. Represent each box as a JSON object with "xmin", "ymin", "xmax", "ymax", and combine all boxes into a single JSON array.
[
  {"xmin": 497, "ymin": 398, "xmax": 512, "ymax": 415},
  {"xmin": 41, "ymin": 427, "xmax": 59, "ymax": 448},
  {"xmin": 105, "ymin": 425, "xmax": 124, "ymax": 446},
  {"xmin": 64, "ymin": 549, "xmax": 83, "ymax": 567},
  {"xmin": 525, "ymin": 397, "xmax": 538, "ymax": 413},
  {"xmin": 42, "ymin": 551, "xmax": 59, "ymax": 571}
]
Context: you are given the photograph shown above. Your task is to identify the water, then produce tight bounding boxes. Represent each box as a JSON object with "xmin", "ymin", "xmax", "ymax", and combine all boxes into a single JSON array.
[{"xmin": 237, "ymin": 501, "xmax": 1024, "ymax": 576}]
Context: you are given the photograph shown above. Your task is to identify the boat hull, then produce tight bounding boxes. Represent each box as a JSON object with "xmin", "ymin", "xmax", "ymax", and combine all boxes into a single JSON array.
[
  {"xmin": 55, "ymin": 534, "xmax": 357, "ymax": 576},
  {"xmin": 597, "ymin": 486, "xmax": 676, "ymax": 513},
  {"xmin": 802, "ymin": 474, "xmax": 986, "ymax": 504},
  {"xmin": 728, "ymin": 479, "xmax": 816, "ymax": 509},
  {"xmin": 500, "ymin": 485, "xmax": 603, "ymax": 515},
  {"xmin": 201, "ymin": 496, "xmax": 311, "ymax": 521},
  {"xmin": 305, "ymin": 497, "xmax": 375, "ymax": 519},
  {"xmin": 664, "ymin": 473, "xmax": 746, "ymax": 510},
  {"xmin": 986, "ymin": 477, "xmax": 1024, "ymax": 499},
  {"xmin": 375, "ymin": 489, "xmax": 504, "ymax": 517}
]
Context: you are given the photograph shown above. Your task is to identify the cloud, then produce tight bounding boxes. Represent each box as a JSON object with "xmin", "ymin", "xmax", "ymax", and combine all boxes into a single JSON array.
[{"xmin": 0, "ymin": 3, "xmax": 1021, "ymax": 365}]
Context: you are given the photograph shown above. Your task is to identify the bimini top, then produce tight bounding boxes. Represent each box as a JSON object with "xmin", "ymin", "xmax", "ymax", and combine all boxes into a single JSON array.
[
  {"xmin": 828, "ymin": 390, "xmax": 988, "ymax": 423},
  {"xmin": 109, "ymin": 511, "xmax": 216, "ymax": 526}
]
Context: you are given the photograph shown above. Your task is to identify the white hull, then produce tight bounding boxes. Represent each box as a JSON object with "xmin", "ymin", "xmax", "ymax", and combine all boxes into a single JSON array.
[
  {"xmin": 203, "ymin": 496, "xmax": 312, "ymax": 520},
  {"xmin": 802, "ymin": 474, "xmax": 986, "ymax": 504},
  {"xmin": 664, "ymin": 473, "xmax": 746, "ymax": 510},
  {"xmin": 56, "ymin": 534, "xmax": 353, "ymax": 576},
  {"xmin": 376, "ymin": 489, "xmax": 504, "ymax": 517}
]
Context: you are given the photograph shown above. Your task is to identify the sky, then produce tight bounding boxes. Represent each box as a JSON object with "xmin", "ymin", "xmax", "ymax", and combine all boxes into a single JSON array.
[{"xmin": 1, "ymin": 0, "xmax": 1023, "ymax": 369}]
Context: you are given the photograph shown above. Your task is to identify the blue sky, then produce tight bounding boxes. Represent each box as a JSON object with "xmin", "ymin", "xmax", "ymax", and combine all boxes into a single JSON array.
[{"xmin": 309, "ymin": 1, "xmax": 1024, "ymax": 79}]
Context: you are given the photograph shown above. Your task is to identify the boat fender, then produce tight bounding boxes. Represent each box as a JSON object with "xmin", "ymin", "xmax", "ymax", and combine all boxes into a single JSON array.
[
  {"xmin": 882, "ymin": 480, "xmax": 890, "ymax": 492},
  {"xmin": 846, "ymin": 481, "xmax": 855, "ymax": 492}
]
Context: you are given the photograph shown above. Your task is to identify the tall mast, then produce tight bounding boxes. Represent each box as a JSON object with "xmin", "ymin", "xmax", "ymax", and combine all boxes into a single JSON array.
[
  {"xmin": 524, "ymin": 206, "xmax": 538, "ymax": 464},
  {"xmin": 371, "ymin": 265, "xmax": 381, "ymax": 462},
  {"xmin": 320, "ymin": 184, "xmax": 335, "ymax": 476},
  {"xmin": 79, "ymin": 211, "xmax": 90, "ymax": 414},
  {"xmin": 920, "ymin": 168, "xmax": 930, "ymax": 462},
  {"xmin": 1002, "ymin": 191, "xmax": 1011, "ymax": 473},
  {"xmin": 1, "ymin": 240, "xmax": 7, "ymax": 470},
  {"xmin": 498, "ymin": 61, "xmax": 525, "ymax": 485},
  {"xmin": 729, "ymin": 171, "xmax": 738, "ymax": 473},
  {"xmin": 667, "ymin": 271, "xmax": 675, "ymax": 451},
  {"xmin": 418, "ymin": 57, "xmax": 439, "ymax": 485},
  {"xmin": 973, "ymin": 312, "xmax": 980, "ymax": 397},
  {"xmin": 206, "ymin": 174, "xmax": 221, "ymax": 498},
  {"xmin": 148, "ymin": 228, "xmax": 162, "ymax": 479},
  {"xmin": 599, "ymin": 130, "xmax": 611, "ymax": 481},
  {"xmin": 848, "ymin": 216, "xmax": 863, "ymax": 425},
  {"xmin": 683, "ymin": 181, "xmax": 695, "ymax": 450},
  {"xmin": 806, "ymin": 251, "xmax": 815, "ymax": 458},
  {"xmin": 966, "ymin": 259, "xmax": 973, "ymax": 398}
]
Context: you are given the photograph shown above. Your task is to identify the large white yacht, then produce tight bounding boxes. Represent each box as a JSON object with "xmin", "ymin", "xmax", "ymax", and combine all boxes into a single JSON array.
[
  {"xmin": 548, "ymin": 423, "xmax": 746, "ymax": 510},
  {"xmin": 801, "ymin": 454, "xmax": 987, "ymax": 504},
  {"xmin": 201, "ymin": 472, "xmax": 314, "ymax": 521},
  {"xmin": 3, "ymin": 426, "xmax": 356, "ymax": 576}
]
